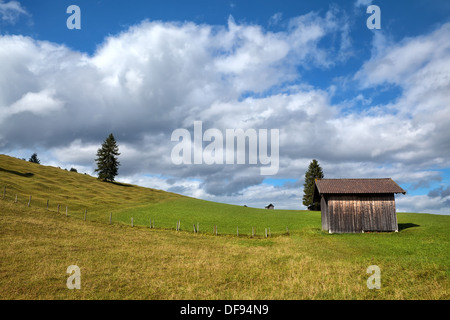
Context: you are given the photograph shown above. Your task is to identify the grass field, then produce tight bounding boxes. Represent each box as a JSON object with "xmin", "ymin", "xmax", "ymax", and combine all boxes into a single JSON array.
[{"xmin": 0, "ymin": 154, "xmax": 449, "ymax": 299}]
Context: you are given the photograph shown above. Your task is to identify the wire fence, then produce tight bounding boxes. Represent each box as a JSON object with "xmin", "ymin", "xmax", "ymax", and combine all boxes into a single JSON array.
[{"xmin": 1, "ymin": 185, "xmax": 290, "ymax": 238}]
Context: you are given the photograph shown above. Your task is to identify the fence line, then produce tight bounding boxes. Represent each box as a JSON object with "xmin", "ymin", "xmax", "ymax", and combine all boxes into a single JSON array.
[{"xmin": 1, "ymin": 186, "xmax": 290, "ymax": 238}]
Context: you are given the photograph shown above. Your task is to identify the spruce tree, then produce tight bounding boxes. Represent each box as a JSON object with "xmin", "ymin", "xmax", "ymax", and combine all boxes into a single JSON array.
[
  {"xmin": 302, "ymin": 159, "xmax": 324, "ymax": 211},
  {"xmin": 29, "ymin": 153, "xmax": 40, "ymax": 164},
  {"xmin": 95, "ymin": 133, "xmax": 120, "ymax": 182}
]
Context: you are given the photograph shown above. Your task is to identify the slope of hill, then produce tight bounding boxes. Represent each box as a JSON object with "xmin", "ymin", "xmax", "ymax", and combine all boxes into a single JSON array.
[
  {"xmin": 0, "ymin": 153, "xmax": 449, "ymax": 300},
  {"xmin": 0, "ymin": 154, "xmax": 313, "ymax": 236},
  {"xmin": 0, "ymin": 154, "xmax": 185, "ymax": 217}
]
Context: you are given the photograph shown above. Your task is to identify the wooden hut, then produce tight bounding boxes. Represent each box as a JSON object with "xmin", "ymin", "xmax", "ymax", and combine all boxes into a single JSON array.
[
  {"xmin": 265, "ymin": 203, "xmax": 274, "ymax": 209},
  {"xmin": 313, "ymin": 178, "xmax": 406, "ymax": 233}
]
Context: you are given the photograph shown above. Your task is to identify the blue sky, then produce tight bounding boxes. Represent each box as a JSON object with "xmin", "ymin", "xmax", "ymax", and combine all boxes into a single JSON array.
[{"xmin": 1, "ymin": 0, "xmax": 450, "ymax": 214}]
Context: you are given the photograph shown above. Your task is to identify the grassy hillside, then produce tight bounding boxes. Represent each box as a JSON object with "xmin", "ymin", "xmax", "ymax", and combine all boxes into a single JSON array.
[
  {"xmin": 0, "ymin": 154, "xmax": 185, "ymax": 221},
  {"xmin": 0, "ymin": 154, "xmax": 449, "ymax": 299},
  {"xmin": 0, "ymin": 154, "xmax": 311, "ymax": 236}
]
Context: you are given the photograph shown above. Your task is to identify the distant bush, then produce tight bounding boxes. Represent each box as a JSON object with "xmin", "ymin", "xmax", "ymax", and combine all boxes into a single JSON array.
[
  {"xmin": 70, "ymin": 168, "xmax": 78, "ymax": 173},
  {"xmin": 28, "ymin": 153, "xmax": 40, "ymax": 164}
]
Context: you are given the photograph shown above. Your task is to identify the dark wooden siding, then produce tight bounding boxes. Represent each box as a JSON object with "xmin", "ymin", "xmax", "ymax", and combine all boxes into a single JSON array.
[{"xmin": 324, "ymin": 194, "xmax": 398, "ymax": 233}]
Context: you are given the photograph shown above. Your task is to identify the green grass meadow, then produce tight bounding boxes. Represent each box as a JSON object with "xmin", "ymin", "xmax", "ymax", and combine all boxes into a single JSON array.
[{"xmin": 0, "ymin": 154, "xmax": 449, "ymax": 299}]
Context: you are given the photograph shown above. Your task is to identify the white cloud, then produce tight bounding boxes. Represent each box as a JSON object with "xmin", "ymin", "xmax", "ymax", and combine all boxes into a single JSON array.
[
  {"xmin": 3, "ymin": 89, "xmax": 64, "ymax": 119},
  {"xmin": 354, "ymin": 0, "xmax": 373, "ymax": 8},
  {"xmin": 0, "ymin": 10, "xmax": 349, "ymax": 149},
  {"xmin": 396, "ymin": 194, "xmax": 450, "ymax": 215},
  {"xmin": 0, "ymin": 11, "xmax": 449, "ymax": 214},
  {"xmin": 355, "ymin": 23, "xmax": 450, "ymax": 91},
  {"xmin": 50, "ymin": 140, "xmax": 98, "ymax": 165},
  {"xmin": 268, "ymin": 12, "xmax": 283, "ymax": 27},
  {"xmin": 354, "ymin": 23, "xmax": 450, "ymax": 168},
  {"xmin": 0, "ymin": 0, "xmax": 29, "ymax": 24}
]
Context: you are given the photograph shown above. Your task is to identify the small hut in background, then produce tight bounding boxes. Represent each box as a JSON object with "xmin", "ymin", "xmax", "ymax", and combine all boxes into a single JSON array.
[
  {"xmin": 313, "ymin": 178, "xmax": 406, "ymax": 233},
  {"xmin": 265, "ymin": 203, "xmax": 274, "ymax": 210}
]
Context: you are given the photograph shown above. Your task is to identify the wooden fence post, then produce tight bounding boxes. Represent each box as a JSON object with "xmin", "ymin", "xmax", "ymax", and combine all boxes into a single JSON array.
[
  {"xmin": 237, "ymin": 226, "xmax": 239, "ymax": 237},
  {"xmin": 131, "ymin": 217, "xmax": 134, "ymax": 227},
  {"xmin": 252, "ymin": 227, "xmax": 255, "ymax": 237},
  {"xmin": 66, "ymin": 206, "xmax": 68, "ymax": 217},
  {"xmin": 28, "ymin": 196, "xmax": 31, "ymax": 207},
  {"xmin": 109, "ymin": 213, "xmax": 112, "ymax": 224},
  {"xmin": 84, "ymin": 209, "xmax": 87, "ymax": 221},
  {"xmin": 265, "ymin": 228, "xmax": 268, "ymax": 238},
  {"xmin": 46, "ymin": 200, "xmax": 49, "ymax": 211},
  {"xmin": 15, "ymin": 194, "xmax": 17, "ymax": 203},
  {"xmin": 57, "ymin": 204, "xmax": 60, "ymax": 214}
]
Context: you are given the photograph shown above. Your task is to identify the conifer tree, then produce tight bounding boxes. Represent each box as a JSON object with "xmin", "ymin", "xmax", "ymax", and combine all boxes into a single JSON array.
[
  {"xmin": 28, "ymin": 153, "xmax": 40, "ymax": 164},
  {"xmin": 95, "ymin": 133, "xmax": 120, "ymax": 182},
  {"xmin": 302, "ymin": 159, "xmax": 324, "ymax": 211}
]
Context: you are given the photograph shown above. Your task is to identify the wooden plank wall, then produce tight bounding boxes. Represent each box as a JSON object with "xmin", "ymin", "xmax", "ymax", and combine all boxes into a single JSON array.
[
  {"xmin": 321, "ymin": 196, "xmax": 328, "ymax": 231},
  {"xmin": 326, "ymin": 194, "xmax": 397, "ymax": 233}
]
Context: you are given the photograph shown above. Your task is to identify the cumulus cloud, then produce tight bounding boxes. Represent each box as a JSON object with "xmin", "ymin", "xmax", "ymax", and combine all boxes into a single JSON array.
[
  {"xmin": 396, "ymin": 193, "xmax": 450, "ymax": 215},
  {"xmin": 354, "ymin": 23, "xmax": 450, "ymax": 168},
  {"xmin": 0, "ymin": 9, "xmax": 449, "ymax": 213},
  {"xmin": 0, "ymin": 10, "xmax": 348, "ymax": 154},
  {"xmin": 355, "ymin": 24, "xmax": 450, "ymax": 91}
]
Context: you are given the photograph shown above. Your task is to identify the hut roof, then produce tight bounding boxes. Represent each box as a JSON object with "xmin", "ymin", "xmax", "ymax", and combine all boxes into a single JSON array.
[{"xmin": 314, "ymin": 178, "xmax": 406, "ymax": 201}]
